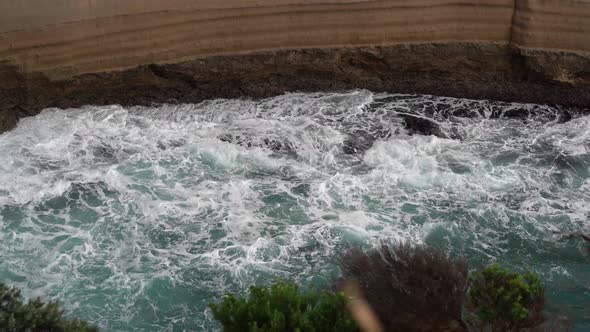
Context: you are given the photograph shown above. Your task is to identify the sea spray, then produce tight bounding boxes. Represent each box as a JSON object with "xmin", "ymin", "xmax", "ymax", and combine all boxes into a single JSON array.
[{"xmin": 0, "ymin": 91, "xmax": 588, "ymax": 330}]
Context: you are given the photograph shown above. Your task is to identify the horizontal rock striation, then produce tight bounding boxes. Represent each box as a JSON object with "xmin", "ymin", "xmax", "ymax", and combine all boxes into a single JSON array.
[
  {"xmin": 511, "ymin": 0, "xmax": 590, "ymax": 85},
  {"xmin": 0, "ymin": 0, "xmax": 589, "ymax": 133},
  {"xmin": 512, "ymin": 0, "xmax": 590, "ymax": 53},
  {"xmin": 0, "ymin": 0, "xmax": 514, "ymax": 79}
]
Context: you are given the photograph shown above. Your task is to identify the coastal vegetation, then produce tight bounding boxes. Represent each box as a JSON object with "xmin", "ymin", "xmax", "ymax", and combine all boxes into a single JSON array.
[
  {"xmin": 209, "ymin": 280, "xmax": 358, "ymax": 332},
  {"xmin": 210, "ymin": 244, "xmax": 555, "ymax": 332},
  {"xmin": 0, "ymin": 283, "xmax": 98, "ymax": 332},
  {"xmin": 339, "ymin": 243, "xmax": 468, "ymax": 331},
  {"xmin": 0, "ymin": 244, "xmax": 562, "ymax": 331},
  {"xmin": 466, "ymin": 264, "xmax": 545, "ymax": 331}
]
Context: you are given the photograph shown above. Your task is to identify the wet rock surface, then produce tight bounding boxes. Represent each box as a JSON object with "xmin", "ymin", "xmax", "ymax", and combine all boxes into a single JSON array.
[
  {"xmin": 399, "ymin": 114, "xmax": 449, "ymax": 139},
  {"xmin": 343, "ymin": 131, "xmax": 379, "ymax": 155},
  {"xmin": 219, "ymin": 134, "xmax": 298, "ymax": 158},
  {"xmin": 1, "ymin": 44, "xmax": 590, "ymax": 134}
]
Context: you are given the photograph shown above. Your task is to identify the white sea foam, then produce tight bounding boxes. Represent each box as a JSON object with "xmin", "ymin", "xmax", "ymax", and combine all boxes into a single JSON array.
[{"xmin": 0, "ymin": 91, "xmax": 588, "ymax": 331}]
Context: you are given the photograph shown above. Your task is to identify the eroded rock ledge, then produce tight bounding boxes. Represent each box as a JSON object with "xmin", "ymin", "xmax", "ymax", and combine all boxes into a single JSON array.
[
  {"xmin": 1, "ymin": 0, "xmax": 589, "ymax": 132},
  {"xmin": 2, "ymin": 43, "xmax": 590, "ymax": 133}
]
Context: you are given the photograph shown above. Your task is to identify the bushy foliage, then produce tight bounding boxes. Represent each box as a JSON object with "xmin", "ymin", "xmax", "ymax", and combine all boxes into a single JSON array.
[
  {"xmin": 467, "ymin": 264, "xmax": 545, "ymax": 331},
  {"xmin": 0, "ymin": 283, "xmax": 98, "ymax": 332},
  {"xmin": 209, "ymin": 280, "xmax": 359, "ymax": 332},
  {"xmin": 339, "ymin": 243, "xmax": 469, "ymax": 332}
]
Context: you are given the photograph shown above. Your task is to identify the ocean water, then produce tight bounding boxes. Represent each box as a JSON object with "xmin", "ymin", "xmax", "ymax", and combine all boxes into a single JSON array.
[{"xmin": 0, "ymin": 91, "xmax": 588, "ymax": 331}]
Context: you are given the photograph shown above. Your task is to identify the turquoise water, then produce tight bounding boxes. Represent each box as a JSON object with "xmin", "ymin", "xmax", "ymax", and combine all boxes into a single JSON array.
[{"xmin": 0, "ymin": 91, "xmax": 588, "ymax": 331}]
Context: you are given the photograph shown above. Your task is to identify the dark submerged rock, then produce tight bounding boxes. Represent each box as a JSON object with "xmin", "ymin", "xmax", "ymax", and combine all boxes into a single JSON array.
[
  {"xmin": 399, "ymin": 113, "xmax": 449, "ymax": 139},
  {"xmin": 342, "ymin": 131, "xmax": 376, "ymax": 155},
  {"xmin": 92, "ymin": 145, "xmax": 116, "ymax": 161},
  {"xmin": 218, "ymin": 133, "xmax": 297, "ymax": 157},
  {"xmin": 342, "ymin": 126, "xmax": 392, "ymax": 155},
  {"xmin": 557, "ymin": 109, "xmax": 573, "ymax": 123},
  {"xmin": 449, "ymin": 106, "xmax": 482, "ymax": 118},
  {"xmin": 157, "ymin": 139, "xmax": 186, "ymax": 150},
  {"xmin": 501, "ymin": 108, "xmax": 531, "ymax": 118}
]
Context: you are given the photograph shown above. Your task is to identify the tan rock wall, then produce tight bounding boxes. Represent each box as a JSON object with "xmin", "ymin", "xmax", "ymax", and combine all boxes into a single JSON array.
[
  {"xmin": 0, "ymin": 0, "xmax": 391, "ymax": 32},
  {"xmin": 0, "ymin": 0, "xmax": 514, "ymax": 79},
  {"xmin": 1, "ymin": 0, "xmax": 588, "ymax": 81},
  {"xmin": 511, "ymin": 0, "xmax": 590, "ymax": 53}
]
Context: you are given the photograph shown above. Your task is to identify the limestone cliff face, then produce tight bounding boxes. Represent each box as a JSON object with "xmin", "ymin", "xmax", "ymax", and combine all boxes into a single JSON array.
[
  {"xmin": 0, "ymin": 0, "xmax": 589, "ymax": 133},
  {"xmin": 512, "ymin": 0, "xmax": 590, "ymax": 53},
  {"xmin": 0, "ymin": 0, "xmax": 514, "ymax": 79},
  {"xmin": 511, "ymin": 0, "xmax": 590, "ymax": 84}
]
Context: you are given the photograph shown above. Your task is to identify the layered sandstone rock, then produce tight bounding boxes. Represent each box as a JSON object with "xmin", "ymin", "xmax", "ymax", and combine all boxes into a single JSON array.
[
  {"xmin": 512, "ymin": 0, "xmax": 590, "ymax": 53},
  {"xmin": 511, "ymin": 0, "xmax": 590, "ymax": 84},
  {"xmin": 0, "ymin": 0, "xmax": 514, "ymax": 79},
  {"xmin": 0, "ymin": 0, "xmax": 588, "ymax": 133}
]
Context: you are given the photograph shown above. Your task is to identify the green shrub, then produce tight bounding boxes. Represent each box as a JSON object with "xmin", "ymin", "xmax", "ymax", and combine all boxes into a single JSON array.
[
  {"xmin": 0, "ymin": 283, "xmax": 98, "ymax": 332},
  {"xmin": 467, "ymin": 264, "xmax": 545, "ymax": 331},
  {"xmin": 209, "ymin": 280, "xmax": 359, "ymax": 332}
]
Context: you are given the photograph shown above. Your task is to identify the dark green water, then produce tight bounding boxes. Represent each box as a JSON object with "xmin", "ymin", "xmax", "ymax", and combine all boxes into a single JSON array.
[{"xmin": 0, "ymin": 91, "xmax": 588, "ymax": 330}]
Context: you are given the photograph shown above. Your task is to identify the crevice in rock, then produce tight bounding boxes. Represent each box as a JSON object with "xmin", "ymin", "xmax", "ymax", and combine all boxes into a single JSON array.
[{"xmin": 147, "ymin": 64, "xmax": 198, "ymax": 89}]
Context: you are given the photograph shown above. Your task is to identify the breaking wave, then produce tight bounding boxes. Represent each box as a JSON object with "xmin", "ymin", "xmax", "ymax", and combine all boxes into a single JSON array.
[{"xmin": 0, "ymin": 91, "xmax": 588, "ymax": 330}]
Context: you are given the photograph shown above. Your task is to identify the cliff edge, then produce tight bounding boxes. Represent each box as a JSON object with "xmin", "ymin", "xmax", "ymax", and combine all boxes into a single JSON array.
[{"xmin": 0, "ymin": 0, "xmax": 589, "ymax": 132}]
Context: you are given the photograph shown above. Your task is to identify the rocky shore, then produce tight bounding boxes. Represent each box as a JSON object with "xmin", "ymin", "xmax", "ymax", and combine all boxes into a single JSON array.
[{"xmin": 1, "ymin": 0, "xmax": 589, "ymax": 132}]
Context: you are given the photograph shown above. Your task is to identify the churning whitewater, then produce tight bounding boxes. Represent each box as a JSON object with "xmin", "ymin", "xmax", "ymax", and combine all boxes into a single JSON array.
[{"xmin": 0, "ymin": 91, "xmax": 589, "ymax": 331}]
